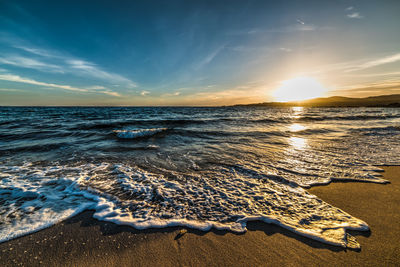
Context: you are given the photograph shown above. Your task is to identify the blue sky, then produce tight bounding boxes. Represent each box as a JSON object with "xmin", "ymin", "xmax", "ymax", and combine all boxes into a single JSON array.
[{"xmin": 0, "ymin": 0, "xmax": 399, "ymax": 105}]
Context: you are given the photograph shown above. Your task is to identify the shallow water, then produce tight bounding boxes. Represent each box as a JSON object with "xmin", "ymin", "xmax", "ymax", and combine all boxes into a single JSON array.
[{"xmin": 0, "ymin": 106, "xmax": 399, "ymax": 247}]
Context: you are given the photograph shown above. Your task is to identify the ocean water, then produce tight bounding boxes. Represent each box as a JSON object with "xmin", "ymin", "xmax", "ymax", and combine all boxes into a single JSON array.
[{"xmin": 0, "ymin": 106, "xmax": 399, "ymax": 248}]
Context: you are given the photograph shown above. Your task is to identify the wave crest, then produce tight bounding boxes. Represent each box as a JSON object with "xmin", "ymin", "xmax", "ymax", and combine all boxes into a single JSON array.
[{"xmin": 114, "ymin": 128, "xmax": 168, "ymax": 139}]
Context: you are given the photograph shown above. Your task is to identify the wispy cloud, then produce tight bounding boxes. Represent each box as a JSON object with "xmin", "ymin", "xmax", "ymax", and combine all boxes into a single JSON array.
[
  {"xmin": 331, "ymin": 79, "xmax": 400, "ymax": 96},
  {"xmin": 84, "ymin": 85, "xmax": 107, "ymax": 90},
  {"xmin": 0, "ymin": 56, "xmax": 63, "ymax": 72},
  {"xmin": 140, "ymin": 90, "xmax": 150, "ymax": 96},
  {"xmin": 345, "ymin": 71, "xmax": 400, "ymax": 78},
  {"xmin": 0, "ymin": 88, "xmax": 25, "ymax": 92},
  {"xmin": 279, "ymin": 47, "xmax": 292, "ymax": 52},
  {"xmin": 308, "ymin": 52, "xmax": 400, "ymax": 74},
  {"xmin": 101, "ymin": 91, "xmax": 121, "ymax": 97},
  {"xmin": 346, "ymin": 53, "xmax": 400, "ymax": 72},
  {"xmin": 345, "ymin": 6, "xmax": 363, "ymax": 19},
  {"xmin": 0, "ymin": 73, "xmax": 87, "ymax": 92},
  {"xmin": 256, "ymin": 24, "xmax": 317, "ymax": 33},
  {"xmin": 0, "ymin": 73, "xmax": 122, "ymax": 97},
  {"xmin": 13, "ymin": 45, "xmax": 60, "ymax": 58},
  {"xmin": 227, "ymin": 23, "xmax": 321, "ymax": 36},
  {"xmin": 296, "ymin": 19, "xmax": 305, "ymax": 25},
  {"xmin": 67, "ymin": 59, "xmax": 137, "ymax": 88},
  {"xmin": 347, "ymin": 12, "xmax": 363, "ymax": 19},
  {"xmin": 195, "ymin": 45, "xmax": 225, "ymax": 69},
  {"xmin": 0, "ymin": 39, "xmax": 137, "ymax": 89},
  {"xmin": 162, "ymin": 91, "xmax": 180, "ymax": 97}
]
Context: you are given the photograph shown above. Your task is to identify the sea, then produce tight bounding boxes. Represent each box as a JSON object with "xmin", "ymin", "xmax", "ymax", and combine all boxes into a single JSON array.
[{"xmin": 0, "ymin": 106, "xmax": 399, "ymax": 248}]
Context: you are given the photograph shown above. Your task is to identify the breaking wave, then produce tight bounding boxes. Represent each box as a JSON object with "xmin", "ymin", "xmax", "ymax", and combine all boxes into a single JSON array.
[{"xmin": 113, "ymin": 128, "xmax": 168, "ymax": 139}]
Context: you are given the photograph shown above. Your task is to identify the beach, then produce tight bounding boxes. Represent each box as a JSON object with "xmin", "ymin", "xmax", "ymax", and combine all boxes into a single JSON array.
[{"xmin": 0, "ymin": 166, "xmax": 398, "ymax": 266}]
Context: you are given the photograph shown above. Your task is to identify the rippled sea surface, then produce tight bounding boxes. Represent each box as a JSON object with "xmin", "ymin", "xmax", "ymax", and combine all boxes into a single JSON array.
[{"xmin": 1, "ymin": 106, "xmax": 399, "ymax": 248}]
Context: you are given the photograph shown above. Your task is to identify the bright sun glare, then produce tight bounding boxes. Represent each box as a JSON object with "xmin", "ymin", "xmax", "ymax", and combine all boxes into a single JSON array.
[{"xmin": 273, "ymin": 76, "xmax": 328, "ymax": 102}]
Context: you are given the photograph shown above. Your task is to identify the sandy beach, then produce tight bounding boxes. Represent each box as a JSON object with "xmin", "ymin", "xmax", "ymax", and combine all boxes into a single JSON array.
[{"xmin": 0, "ymin": 166, "xmax": 399, "ymax": 267}]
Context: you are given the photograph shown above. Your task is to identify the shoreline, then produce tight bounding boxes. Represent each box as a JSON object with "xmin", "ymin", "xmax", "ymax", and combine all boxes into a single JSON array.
[{"xmin": 0, "ymin": 166, "xmax": 399, "ymax": 266}]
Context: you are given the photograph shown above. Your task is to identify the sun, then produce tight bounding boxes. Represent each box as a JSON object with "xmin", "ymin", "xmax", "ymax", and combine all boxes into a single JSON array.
[{"xmin": 273, "ymin": 76, "xmax": 328, "ymax": 102}]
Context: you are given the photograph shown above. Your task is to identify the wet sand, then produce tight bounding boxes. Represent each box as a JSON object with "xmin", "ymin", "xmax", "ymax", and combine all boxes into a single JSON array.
[{"xmin": 0, "ymin": 166, "xmax": 399, "ymax": 267}]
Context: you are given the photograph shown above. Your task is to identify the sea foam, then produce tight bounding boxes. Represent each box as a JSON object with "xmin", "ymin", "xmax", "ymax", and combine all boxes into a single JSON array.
[
  {"xmin": 113, "ymin": 128, "xmax": 167, "ymax": 139},
  {"xmin": 0, "ymin": 162, "xmax": 370, "ymax": 248}
]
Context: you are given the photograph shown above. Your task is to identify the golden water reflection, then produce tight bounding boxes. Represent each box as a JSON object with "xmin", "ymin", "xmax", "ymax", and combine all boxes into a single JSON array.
[
  {"xmin": 288, "ymin": 136, "xmax": 307, "ymax": 150},
  {"xmin": 288, "ymin": 107, "xmax": 307, "ymax": 150},
  {"xmin": 289, "ymin": 123, "xmax": 305, "ymax": 132},
  {"xmin": 292, "ymin": 106, "xmax": 303, "ymax": 113}
]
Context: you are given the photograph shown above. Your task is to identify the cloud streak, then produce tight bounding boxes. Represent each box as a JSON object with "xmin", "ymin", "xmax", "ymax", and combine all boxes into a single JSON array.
[
  {"xmin": 345, "ymin": 6, "xmax": 363, "ymax": 19},
  {"xmin": 346, "ymin": 53, "xmax": 400, "ymax": 72},
  {"xmin": 331, "ymin": 79, "xmax": 400, "ymax": 96},
  {"xmin": 0, "ymin": 73, "xmax": 87, "ymax": 92},
  {"xmin": 0, "ymin": 40, "xmax": 137, "ymax": 88},
  {"xmin": 0, "ymin": 73, "xmax": 122, "ymax": 97},
  {"xmin": 347, "ymin": 12, "xmax": 363, "ymax": 19},
  {"xmin": 227, "ymin": 23, "xmax": 321, "ymax": 36},
  {"xmin": 67, "ymin": 59, "xmax": 136, "ymax": 88},
  {"xmin": 140, "ymin": 90, "xmax": 150, "ymax": 96},
  {"xmin": 0, "ymin": 55, "xmax": 64, "ymax": 73}
]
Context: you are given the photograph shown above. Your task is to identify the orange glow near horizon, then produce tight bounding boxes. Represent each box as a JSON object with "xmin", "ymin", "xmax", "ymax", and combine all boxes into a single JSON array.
[{"xmin": 273, "ymin": 76, "xmax": 328, "ymax": 102}]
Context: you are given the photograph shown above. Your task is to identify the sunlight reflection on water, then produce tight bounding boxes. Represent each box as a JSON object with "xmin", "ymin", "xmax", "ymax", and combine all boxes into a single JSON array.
[
  {"xmin": 289, "ymin": 123, "xmax": 305, "ymax": 132},
  {"xmin": 289, "ymin": 136, "xmax": 307, "ymax": 150},
  {"xmin": 288, "ymin": 107, "xmax": 307, "ymax": 150}
]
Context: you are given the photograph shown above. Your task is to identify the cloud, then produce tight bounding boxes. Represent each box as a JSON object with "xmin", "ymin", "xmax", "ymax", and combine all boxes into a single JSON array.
[
  {"xmin": 296, "ymin": 19, "xmax": 305, "ymax": 25},
  {"xmin": 66, "ymin": 59, "xmax": 137, "ymax": 88},
  {"xmin": 84, "ymin": 85, "xmax": 107, "ymax": 90},
  {"xmin": 310, "ymin": 53, "xmax": 400, "ymax": 74},
  {"xmin": 345, "ymin": 71, "xmax": 400, "ymax": 78},
  {"xmin": 100, "ymin": 91, "xmax": 121, "ymax": 97},
  {"xmin": 0, "ymin": 88, "xmax": 24, "ymax": 92},
  {"xmin": 0, "ymin": 72, "xmax": 122, "ymax": 97},
  {"xmin": 0, "ymin": 73, "xmax": 87, "ymax": 92},
  {"xmin": 255, "ymin": 24, "xmax": 317, "ymax": 33},
  {"xmin": 346, "ymin": 53, "xmax": 400, "ymax": 72},
  {"xmin": 162, "ymin": 91, "xmax": 181, "ymax": 97},
  {"xmin": 13, "ymin": 45, "xmax": 59, "ymax": 58},
  {"xmin": 331, "ymin": 80, "xmax": 400, "ymax": 96},
  {"xmin": 279, "ymin": 47, "xmax": 292, "ymax": 52},
  {"xmin": 4, "ymin": 41, "xmax": 137, "ymax": 88},
  {"xmin": 140, "ymin": 90, "xmax": 150, "ymax": 96},
  {"xmin": 0, "ymin": 56, "xmax": 63, "ymax": 72},
  {"xmin": 195, "ymin": 45, "xmax": 225, "ymax": 69},
  {"xmin": 347, "ymin": 12, "xmax": 363, "ymax": 19},
  {"xmin": 345, "ymin": 6, "xmax": 363, "ymax": 19},
  {"xmin": 226, "ymin": 23, "xmax": 321, "ymax": 36}
]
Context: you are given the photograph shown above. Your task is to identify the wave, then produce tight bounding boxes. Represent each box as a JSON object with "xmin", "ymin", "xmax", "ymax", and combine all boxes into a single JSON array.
[
  {"xmin": 68, "ymin": 117, "xmax": 282, "ymax": 131},
  {"xmin": 114, "ymin": 128, "xmax": 168, "ymax": 139},
  {"xmin": 0, "ymin": 142, "xmax": 69, "ymax": 154},
  {"xmin": 0, "ymin": 162, "xmax": 370, "ymax": 249},
  {"xmin": 289, "ymin": 128, "xmax": 336, "ymax": 135},
  {"xmin": 351, "ymin": 126, "xmax": 400, "ymax": 136},
  {"xmin": 297, "ymin": 114, "xmax": 400, "ymax": 122}
]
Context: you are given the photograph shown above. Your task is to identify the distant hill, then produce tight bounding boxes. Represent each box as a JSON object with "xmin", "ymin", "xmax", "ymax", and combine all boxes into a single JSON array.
[{"xmin": 234, "ymin": 94, "xmax": 400, "ymax": 107}]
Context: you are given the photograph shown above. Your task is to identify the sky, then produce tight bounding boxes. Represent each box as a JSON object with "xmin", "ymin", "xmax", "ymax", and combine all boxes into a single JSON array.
[{"xmin": 0, "ymin": 0, "xmax": 399, "ymax": 106}]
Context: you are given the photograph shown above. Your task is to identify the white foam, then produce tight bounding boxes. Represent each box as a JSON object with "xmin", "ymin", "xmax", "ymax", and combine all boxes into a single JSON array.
[
  {"xmin": 113, "ymin": 128, "xmax": 167, "ymax": 139},
  {"xmin": 0, "ymin": 162, "xmax": 371, "ymax": 248}
]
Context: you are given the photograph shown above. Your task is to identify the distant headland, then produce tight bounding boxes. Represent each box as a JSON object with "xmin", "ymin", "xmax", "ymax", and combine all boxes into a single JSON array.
[{"xmin": 234, "ymin": 94, "xmax": 400, "ymax": 107}]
